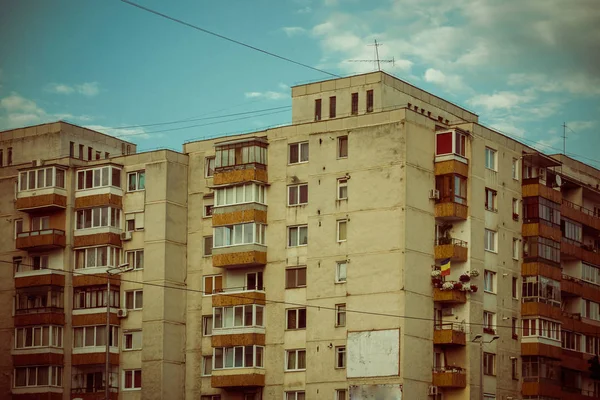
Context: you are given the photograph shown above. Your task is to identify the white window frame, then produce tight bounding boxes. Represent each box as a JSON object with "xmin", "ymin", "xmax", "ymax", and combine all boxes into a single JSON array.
[
  {"xmin": 15, "ymin": 326, "xmax": 63, "ymax": 349},
  {"xmin": 512, "ymin": 198, "xmax": 520, "ymax": 219},
  {"xmin": 288, "ymin": 225, "xmax": 308, "ymax": 247},
  {"xmin": 335, "ymin": 389, "xmax": 347, "ymax": 400},
  {"xmin": 203, "ymin": 315, "xmax": 213, "ymax": 336},
  {"xmin": 202, "ymin": 355, "xmax": 213, "ymax": 376},
  {"xmin": 123, "ymin": 330, "xmax": 142, "ymax": 351},
  {"xmin": 335, "ymin": 304, "xmax": 346, "ymax": 327},
  {"xmin": 337, "ymin": 220, "xmax": 348, "ymax": 242},
  {"xmin": 286, "ymin": 308, "xmax": 306, "ymax": 330},
  {"xmin": 513, "ymin": 238, "xmax": 519, "ymax": 260},
  {"xmin": 13, "ymin": 366, "xmax": 63, "ymax": 388},
  {"xmin": 512, "ymin": 158, "xmax": 519, "ymax": 180},
  {"xmin": 484, "ymin": 270, "xmax": 496, "ymax": 293},
  {"xmin": 483, "ymin": 352, "xmax": 496, "ymax": 376},
  {"xmin": 335, "ymin": 261, "xmax": 347, "ymax": 283},
  {"xmin": 214, "ymin": 304, "xmax": 265, "ymax": 329},
  {"xmin": 204, "ymin": 203, "xmax": 214, "ymax": 218},
  {"xmin": 127, "ymin": 171, "xmax": 145, "ymax": 192},
  {"xmin": 205, "ymin": 157, "xmax": 215, "ymax": 177},
  {"xmin": 337, "ymin": 178, "xmax": 348, "ymax": 200},
  {"xmin": 18, "ymin": 167, "xmax": 66, "ymax": 192},
  {"xmin": 203, "ymin": 274, "xmax": 222, "ymax": 296},
  {"xmin": 288, "ymin": 183, "xmax": 308, "ymax": 206},
  {"xmin": 74, "ymin": 246, "xmax": 121, "ymax": 270},
  {"xmin": 126, "ymin": 250, "xmax": 144, "ymax": 270},
  {"xmin": 31, "ymin": 254, "xmax": 50, "ymax": 270},
  {"xmin": 123, "ymin": 369, "xmax": 142, "ymax": 390},
  {"xmin": 484, "ymin": 229, "xmax": 497, "ymax": 252},
  {"xmin": 73, "ymin": 325, "xmax": 118, "ymax": 348},
  {"xmin": 288, "ymin": 142, "xmax": 309, "ymax": 164},
  {"xmin": 286, "ymin": 267, "xmax": 307, "ymax": 288},
  {"xmin": 337, "ymin": 136, "xmax": 348, "ymax": 158},
  {"xmin": 214, "ymin": 183, "xmax": 267, "ymax": 207},
  {"xmin": 285, "ymin": 392, "xmax": 305, "ymax": 400},
  {"xmin": 285, "ymin": 349, "xmax": 306, "ymax": 371},
  {"xmin": 483, "ymin": 311, "xmax": 496, "ymax": 333},
  {"xmin": 335, "ymin": 346, "xmax": 346, "ymax": 368},
  {"xmin": 213, "ymin": 345, "xmax": 264, "ymax": 369},
  {"xmin": 485, "ymin": 147, "xmax": 497, "ymax": 171},
  {"xmin": 125, "ymin": 290, "xmax": 143, "ymax": 310},
  {"xmin": 213, "ymin": 223, "xmax": 266, "ymax": 248},
  {"xmin": 76, "ymin": 207, "xmax": 121, "ymax": 230},
  {"xmin": 76, "ymin": 166, "xmax": 121, "ymax": 190},
  {"xmin": 14, "ymin": 219, "xmax": 23, "ymax": 239}
]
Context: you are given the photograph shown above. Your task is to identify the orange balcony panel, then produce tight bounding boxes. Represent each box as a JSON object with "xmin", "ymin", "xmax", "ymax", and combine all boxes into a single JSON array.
[
  {"xmin": 73, "ymin": 312, "xmax": 119, "ymax": 327},
  {"xmin": 522, "ymin": 381, "xmax": 563, "ymax": 398},
  {"xmin": 522, "ymin": 262, "xmax": 563, "ymax": 280},
  {"xmin": 521, "ymin": 301, "xmax": 562, "ymax": 320},
  {"xmin": 15, "ymin": 273, "xmax": 65, "ymax": 289},
  {"xmin": 212, "ymin": 290, "xmax": 266, "ymax": 307},
  {"xmin": 69, "ymin": 394, "xmax": 118, "ymax": 400},
  {"xmin": 213, "ymin": 167, "xmax": 268, "ymax": 186},
  {"xmin": 522, "ymin": 223, "xmax": 562, "ymax": 240},
  {"xmin": 14, "ymin": 312, "xmax": 65, "ymax": 327},
  {"xmin": 521, "ymin": 342, "xmax": 562, "ymax": 359},
  {"xmin": 433, "ymin": 328, "xmax": 466, "ymax": 346},
  {"xmin": 211, "ymin": 370, "xmax": 265, "ymax": 388},
  {"xmin": 213, "ymin": 209, "xmax": 268, "ymax": 226},
  {"xmin": 15, "ymin": 193, "xmax": 67, "ymax": 212},
  {"xmin": 434, "ymin": 202, "xmax": 468, "ymax": 221},
  {"xmin": 522, "ymin": 183, "xmax": 562, "ymax": 203},
  {"xmin": 561, "ymin": 315, "xmax": 600, "ymax": 337},
  {"xmin": 562, "ymin": 201, "xmax": 600, "ymax": 231},
  {"xmin": 16, "ymin": 230, "xmax": 66, "ymax": 251},
  {"xmin": 75, "ymin": 193, "xmax": 122, "ymax": 209},
  {"xmin": 72, "ymin": 352, "xmax": 119, "ymax": 366},
  {"xmin": 561, "ymin": 240, "xmax": 583, "ymax": 260},
  {"xmin": 13, "ymin": 353, "xmax": 64, "ymax": 366},
  {"xmin": 212, "ymin": 333, "xmax": 265, "ymax": 348},
  {"xmin": 561, "ymin": 349, "xmax": 588, "ymax": 371},
  {"xmin": 13, "ymin": 393, "xmax": 63, "ymax": 400},
  {"xmin": 434, "ymin": 242, "xmax": 468, "ymax": 262},
  {"xmin": 434, "ymin": 160, "xmax": 469, "ymax": 177},
  {"xmin": 213, "ymin": 250, "xmax": 267, "ymax": 269},
  {"xmin": 73, "ymin": 274, "xmax": 120, "ymax": 288},
  {"xmin": 73, "ymin": 232, "xmax": 121, "ymax": 248},
  {"xmin": 432, "ymin": 370, "xmax": 466, "ymax": 388},
  {"xmin": 581, "ymin": 247, "xmax": 600, "ymax": 266},
  {"xmin": 433, "ymin": 288, "xmax": 467, "ymax": 304}
]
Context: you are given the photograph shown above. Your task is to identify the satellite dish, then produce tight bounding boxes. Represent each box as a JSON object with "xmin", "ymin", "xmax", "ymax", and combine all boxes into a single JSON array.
[{"xmin": 556, "ymin": 175, "xmax": 562, "ymax": 187}]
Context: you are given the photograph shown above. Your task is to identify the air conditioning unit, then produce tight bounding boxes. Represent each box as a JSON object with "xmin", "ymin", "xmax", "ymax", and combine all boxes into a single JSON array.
[
  {"xmin": 121, "ymin": 231, "xmax": 132, "ymax": 241},
  {"xmin": 117, "ymin": 309, "xmax": 128, "ymax": 318},
  {"xmin": 428, "ymin": 385, "xmax": 439, "ymax": 396},
  {"xmin": 442, "ymin": 307, "xmax": 455, "ymax": 316},
  {"xmin": 429, "ymin": 189, "xmax": 440, "ymax": 200}
]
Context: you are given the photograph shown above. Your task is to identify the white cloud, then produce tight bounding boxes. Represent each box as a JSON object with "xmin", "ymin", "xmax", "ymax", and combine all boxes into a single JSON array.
[
  {"xmin": 76, "ymin": 82, "xmax": 100, "ymax": 97},
  {"xmin": 46, "ymin": 81, "xmax": 101, "ymax": 97},
  {"xmin": 47, "ymin": 83, "xmax": 74, "ymax": 94},
  {"xmin": 423, "ymin": 68, "xmax": 468, "ymax": 92},
  {"xmin": 244, "ymin": 91, "xmax": 287, "ymax": 100},
  {"xmin": 278, "ymin": 83, "xmax": 290, "ymax": 90},
  {"xmin": 282, "ymin": 27, "xmax": 306, "ymax": 37},
  {"xmin": 297, "ymin": 6, "xmax": 312, "ymax": 13},
  {"xmin": 467, "ymin": 91, "xmax": 536, "ymax": 111},
  {"xmin": 85, "ymin": 124, "xmax": 150, "ymax": 140},
  {"xmin": 508, "ymin": 73, "xmax": 600, "ymax": 96},
  {"xmin": 568, "ymin": 120, "xmax": 595, "ymax": 132}
]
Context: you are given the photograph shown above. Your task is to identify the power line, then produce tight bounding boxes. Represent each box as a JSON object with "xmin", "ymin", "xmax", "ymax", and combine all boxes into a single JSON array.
[{"xmin": 120, "ymin": 0, "xmax": 340, "ymax": 78}]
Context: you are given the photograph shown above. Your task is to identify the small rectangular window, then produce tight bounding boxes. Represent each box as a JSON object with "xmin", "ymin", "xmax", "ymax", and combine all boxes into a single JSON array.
[
  {"xmin": 88, "ymin": 147, "xmax": 93, "ymax": 161},
  {"xmin": 202, "ymin": 356, "xmax": 213, "ymax": 376},
  {"xmin": 335, "ymin": 304, "xmax": 346, "ymax": 327},
  {"xmin": 202, "ymin": 316, "xmax": 213, "ymax": 336},
  {"xmin": 288, "ymin": 184, "xmax": 308, "ymax": 206},
  {"xmin": 329, "ymin": 96, "xmax": 336, "ymax": 118},
  {"xmin": 484, "ymin": 270, "xmax": 496, "ymax": 293},
  {"xmin": 288, "ymin": 225, "xmax": 308, "ymax": 247},
  {"xmin": 95, "ymin": 151, "xmax": 101, "ymax": 160},
  {"xmin": 205, "ymin": 157, "xmax": 215, "ymax": 177},
  {"xmin": 336, "ymin": 389, "xmax": 347, "ymax": 400},
  {"xmin": 127, "ymin": 171, "xmax": 146, "ymax": 191},
  {"xmin": 337, "ymin": 178, "xmax": 348, "ymax": 200},
  {"xmin": 485, "ymin": 188, "xmax": 497, "ymax": 212},
  {"xmin": 315, "ymin": 99, "xmax": 322, "ymax": 121},
  {"xmin": 351, "ymin": 93, "xmax": 358, "ymax": 115},
  {"xmin": 483, "ymin": 352, "xmax": 496, "ymax": 376},
  {"xmin": 512, "ymin": 158, "xmax": 519, "ymax": 180},
  {"xmin": 286, "ymin": 267, "xmax": 307, "ymax": 288},
  {"xmin": 69, "ymin": 142, "xmax": 74, "ymax": 157},
  {"xmin": 513, "ymin": 238, "xmax": 519, "ymax": 260},
  {"xmin": 512, "ymin": 198, "xmax": 520, "ymax": 220},
  {"xmin": 335, "ymin": 346, "xmax": 346, "ymax": 368},
  {"xmin": 123, "ymin": 330, "xmax": 142, "ymax": 350},
  {"xmin": 512, "ymin": 318, "xmax": 518, "ymax": 339},
  {"xmin": 204, "ymin": 204, "xmax": 214, "ymax": 217},
  {"xmin": 126, "ymin": 250, "xmax": 144, "ymax": 270},
  {"xmin": 512, "ymin": 277, "xmax": 518, "ymax": 299},
  {"xmin": 7, "ymin": 147, "xmax": 12, "ymax": 165},
  {"xmin": 511, "ymin": 358, "xmax": 518, "ymax": 379},
  {"xmin": 366, "ymin": 89, "xmax": 374, "ymax": 112},
  {"xmin": 288, "ymin": 142, "xmax": 309, "ymax": 164},
  {"xmin": 338, "ymin": 136, "xmax": 348, "ymax": 158},
  {"xmin": 483, "ymin": 311, "xmax": 496, "ymax": 334},
  {"xmin": 79, "ymin": 144, "xmax": 84, "ymax": 160},
  {"xmin": 337, "ymin": 220, "xmax": 347, "ymax": 242},
  {"xmin": 203, "ymin": 275, "xmax": 222, "ymax": 295},
  {"xmin": 125, "ymin": 290, "xmax": 143, "ymax": 310},
  {"xmin": 14, "ymin": 219, "xmax": 23, "ymax": 239},
  {"xmin": 285, "ymin": 349, "xmax": 306, "ymax": 371},
  {"xmin": 105, "ymin": 152, "xmax": 110, "ymax": 159},
  {"xmin": 285, "ymin": 392, "xmax": 305, "ymax": 400},
  {"xmin": 204, "ymin": 236, "xmax": 213, "ymax": 256},
  {"xmin": 123, "ymin": 369, "xmax": 142, "ymax": 389},
  {"xmin": 484, "ymin": 229, "xmax": 497, "ymax": 252},
  {"xmin": 286, "ymin": 308, "xmax": 307, "ymax": 330},
  {"xmin": 485, "ymin": 147, "xmax": 497, "ymax": 170},
  {"xmin": 336, "ymin": 261, "xmax": 347, "ymax": 283}
]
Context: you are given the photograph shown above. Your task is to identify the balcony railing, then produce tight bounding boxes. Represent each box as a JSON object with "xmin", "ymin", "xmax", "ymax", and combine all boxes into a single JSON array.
[
  {"xmin": 16, "ymin": 229, "xmax": 66, "ymax": 250},
  {"xmin": 214, "ymin": 286, "xmax": 265, "ymax": 294},
  {"xmin": 563, "ymin": 199, "xmax": 600, "ymax": 218},
  {"xmin": 15, "ymin": 306, "xmax": 63, "ymax": 315},
  {"xmin": 435, "ymin": 238, "xmax": 468, "ymax": 247},
  {"xmin": 432, "ymin": 366, "xmax": 467, "ymax": 388},
  {"xmin": 433, "ymin": 323, "xmax": 466, "ymax": 345}
]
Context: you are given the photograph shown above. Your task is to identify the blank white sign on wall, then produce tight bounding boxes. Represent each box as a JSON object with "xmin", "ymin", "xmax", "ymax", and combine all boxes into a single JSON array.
[{"xmin": 347, "ymin": 329, "xmax": 400, "ymax": 378}]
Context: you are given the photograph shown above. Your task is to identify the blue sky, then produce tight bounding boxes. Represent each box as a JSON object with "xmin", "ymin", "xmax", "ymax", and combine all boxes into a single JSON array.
[{"xmin": 0, "ymin": 0, "xmax": 599, "ymax": 166}]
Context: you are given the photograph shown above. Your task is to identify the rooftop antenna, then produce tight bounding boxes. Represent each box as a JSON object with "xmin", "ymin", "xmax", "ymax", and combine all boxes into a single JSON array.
[
  {"xmin": 562, "ymin": 122, "xmax": 567, "ymax": 156},
  {"xmin": 346, "ymin": 40, "xmax": 395, "ymax": 71}
]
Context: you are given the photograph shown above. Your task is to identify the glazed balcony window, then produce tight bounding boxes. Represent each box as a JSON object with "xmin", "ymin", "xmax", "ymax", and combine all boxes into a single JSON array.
[
  {"xmin": 522, "ymin": 275, "xmax": 561, "ymax": 306},
  {"xmin": 14, "ymin": 366, "xmax": 62, "ymax": 388},
  {"xmin": 435, "ymin": 174, "xmax": 467, "ymax": 205},
  {"xmin": 215, "ymin": 140, "xmax": 268, "ymax": 169},
  {"xmin": 521, "ymin": 356, "xmax": 560, "ymax": 382},
  {"xmin": 74, "ymin": 246, "xmax": 121, "ymax": 269},
  {"xmin": 582, "ymin": 263, "xmax": 600, "ymax": 286},
  {"xmin": 214, "ymin": 183, "xmax": 266, "ymax": 207},
  {"xmin": 73, "ymin": 286, "xmax": 119, "ymax": 309},
  {"xmin": 73, "ymin": 325, "xmax": 119, "ymax": 348},
  {"xmin": 582, "ymin": 299, "xmax": 600, "ymax": 321},
  {"xmin": 561, "ymin": 218, "xmax": 582, "ymax": 244},
  {"xmin": 76, "ymin": 166, "xmax": 121, "ymax": 190},
  {"xmin": 523, "ymin": 197, "xmax": 560, "ymax": 226},
  {"xmin": 76, "ymin": 207, "xmax": 121, "ymax": 230},
  {"xmin": 213, "ymin": 304, "xmax": 264, "ymax": 329},
  {"xmin": 522, "ymin": 318, "xmax": 560, "ymax": 341},
  {"xmin": 435, "ymin": 130, "xmax": 467, "ymax": 158},
  {"xmin": 18, "ymin": 167, "xmax": 66, "ymax": 191},
  {"xmin": 523, "ymin": 237, "xmax": 560, "ymax": 264},
  {"xmin": 15, "ymin": 326, "xmax": 63, "ymax": 349},
  {"xmin": 213, "ymin": 345, "xmax": 264, "ymax": 369},
  {"xmin": 213, "ymin": 223, "xmax": 266, "ymax": 248},
  {"xmin": 15, "ymin": 287, "xmax": 63, "ymax": 314}
]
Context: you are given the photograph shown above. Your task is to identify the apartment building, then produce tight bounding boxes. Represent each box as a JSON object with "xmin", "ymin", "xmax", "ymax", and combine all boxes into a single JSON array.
[{"xmin": 1, "ymin": 71, "xmax": 600, "ymax": 400}]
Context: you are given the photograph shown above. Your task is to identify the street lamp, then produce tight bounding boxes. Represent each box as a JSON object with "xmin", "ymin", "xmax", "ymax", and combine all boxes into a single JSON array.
[
  {"xmin": 106, "ymin": 263, "xmax": 131, "ymax": 400},
  {"xmin": 472, "ymin": 334, "xmax": 499, "ymax": 400}
]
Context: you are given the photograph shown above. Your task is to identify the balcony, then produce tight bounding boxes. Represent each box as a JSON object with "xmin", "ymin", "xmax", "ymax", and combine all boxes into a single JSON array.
[
  {"xmin": 562, "ymin": 199, "xmax": 600, "ymax": 231},
  {"xmin": 434, "ymin": 238, "xmax": 468, "ymax": 262},
  {"xmin": 71, "ymin": 367, "xmax": 118, "ymax": 400},
  {"xmin": 522, "ymin": 378, "xmax": 562, "ymax": 397},
  {"xmin": 16, "ymin": 229, "xmax": 66, "ymax": 251},
  {"xmin": 433, "ymin": 324, "xmax": 466, "ymax": 346},
  {"xmin": 433, "ymin": 288, "xmax": 467, "ymax": 304},
  {"xmin": 434, "ymin": 159, "xmax": 469, "ymax": 176},
  {"xmin": 432, "ymin": 367, "xmax": 466, "ymax": 388},
  {"xmin": 522, "ymin": 222, "xmax": 562, "ymax": 240},
  {"xmin": 15, "ymin": 192, "xmax": 67, "ymax": 213},
  {"xmin": 213, "ymin": 245, "xmax": 267, "ymax": 269},
  {"xmin": 561, "ymin": 239, "xmax": 600, "ymax": 265},
  {"xmin": 434, "ymin": 202, "xmax": 468, "ymax": 221},
  {"xmin": 211, "ymin": 368, "xmax": 265, "ymax": 388},
  {"xmin": 212, "ymin": 288, "xmax": 266, "ymax": 307},
  {"xmin": 522, "ymin": 177, "xmax": 562, "ymax": 203},
  {"xmin": 521, "ymin": 300, "xmax": 562, "ymax": 320},
  {"xmin": 561, "ymin": 274, "xmax": 583, "ymax": 297}
]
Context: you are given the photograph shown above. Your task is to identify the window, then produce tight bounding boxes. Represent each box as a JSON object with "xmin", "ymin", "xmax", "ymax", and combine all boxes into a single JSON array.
[
  {"xmin": 14, "ymin": 366, "xmax": 62, "ymax": 387},
  {"xmin": 329, "ymin": 96, "xmax": 337, "ymax": 118},
  {"xmin": 288, "ymin": 184, "xmax": 308, "ymax": 206},
  {"xmin": 485, "ymin": 188, "xmax": 497, "ymax": 211},
  {"xmin": 337, "ymin": 136, "xmax": 348, "ymax": 158},
  {"xmin": 435, "ymin": 174, "xmax": 467, "ymax": 204},
  {"xmin": 286, "ymin": 391, "xmax": 305, "ymax": 400},
  {"xmin": 336, "ymin": 261, "xmax": 347, "ymax": 283},
  {"xmin": 582, "ymin": 263, "xmax": 600, "ymax": 286},
  {"xmin": 126, "ymin": 219, "xmax": 135, "ymax": 232},
  {"xmin": 582, "ymin": 299, "xmax": 600, "ymax": 321},
  {"xmin": 123, "ymin": 331, "xmax": 142, "ymax": 350},
  {"xmin": 335, "ymin": 346, "xmax": 346, "ymax": 368},
  {"xmin": 74, "ymin": 246, "xmax": 121, "ymax": 269},
  {"xmin": 123, "ymin": 369, "xmax": 142, "ymax": 390},
  {"xmin": 561, "ymin": 218, "xmax": 583, "ymax": 243},
  {"xmin": 31, "ymin": 216, "xmax": 50, "ymax": 231},
  {"xmin": 512, "ymin": 198, "xmax": 520, "ymax": 220},
  {"xmin": 14, "ymin": 219, "xmax": 23, "ymax": 239},
  {"xmin": 512, "ymin": 318, "xmax": 518, "ymax": 339},
  {"xmin": 13, "ymin": 256, "xmax": 23, "ymax": 273},
  {"xmin": 205, "ymin": 157, "xmax": 215, "ymax": 177},
  {"xmin": 336, "ymin": 389, "xmax": 347, "ymax": 400},
  {"xmin": 88, "ymin": 147, "xmax": 93, "ymax": 161},
  {"xmin": 485, "ymin": 147, "xmax": 496, "ymax": 170},
  {"xmin": 484, "ymin": 270, "xmax": 496, "ymax": 293},
  {"xmin": 562, "ymin": 330, "xmax": 582, "ymax": 351},
  {"xmin": 15, "ymin": 326, "xmax": 63, "ymax": 349},
  {"xmin": 127, "ymin": 171, "xmax": 145, "ymax": 191},
  {"xmin": 512, "ymin": 357, "xmax": 518, "ymax": 379},
  {"xmin": 523, "ymin": 236, "xmax": 560, "ymax": 264},
  {"xmin": 125, "ymin": 290, "xmax": 143, "ymax": 310},
  {"xmin": 73, "ymin": 286, "xmax": 119, "ymax": 309},
  {"xmin": 213, "ymin": 305, "xmax": 264, "ymax": 329},
  {"xmin": 315, "ymin": 99, "xmax": 322, "ymax": 121},
  {"xmin": 202, "ymin": 316, "xmax": 213, "ymax": 336},
  {"xmin": 483, "ymin": 352, "xmax": 496, "ymax": 376},
  {"xmin": 204, "ymin": 236, "xmax": 213, "ymax": 256},
  {"xmin": 337, "ymin": 220, "xmax": 347, "ymax": 242},
  {"xmin": 512, "ymin": 158, "xmax": 519, "ymax": 180},
  {"xmin": 523, "ymin": 197, "xmax": 560, "ymax": 226},
  {"xmin": 522, "ymin": 276, "xmax": 561, "ymax": 306},
  {"xmin": 214, "ymin": 223, "xmax": 266, "ymax": 248},
  {"xmin": 69, "ymin": 142, "xmax": 74, "ymax": 157},
  {"xmin": 31, "ymin": 255, "xmax": 49, "ymax": 270},
  {"xmin": 285, "ymin": 349, "xmax": 306, "ymax": 371},
  {"xmin": 286, "ymin": 267, "xmax": 306, "ymax": 288},
  {"xmin": 246, "ymin": 271, "xmax": 263, "ymax": 290},
  {"xmin": 483, "ymin": 311, "xmax": 495, "ymax": 334},
  {"xmin": 287, "ymin": 308, "xmax": 306, "ymax": 330},
  {"xmin": 347, "ymin": 92, "xmax": 358, "ymax": 115},
  {"xmin": 522, "ymin": 318, "xmax": 561, "ymax": 340},
  {"xmin": 76, "ymin": 207, "xmax": 121, "ymax": 230},
  {"xmin": 289, "ymin": 142, "xmax": 309, "ymax": 164},
  {"xmin": 512, "ymin": 277, "xmax": 518, "ymax": 299},
  {"xmin": 335, "ymin": 304, "xmax": 346, "ymax": 327},
  {"xmin": 203, "ymin": 275, "xmax": 222, "ymax": 295},
  {"xmin": 105, "ymin": 152, "xmax": 110, "ymax": 159},
  {"xmin": 204, "ymin": 204, "xmax": 213, "ymax": 217},
  {"xmin": 126, "ymin": 250, "xmax": 144, "ymax": 270},
  {"xmin": 484, "ymin": 229, "xmax": 496, "ymax": 252},
  {"xmin": 586, "ymin": 335, "xmax": 600, "ymax": 356},
  {"xmin": 435, "ymin": 130, "xmax": 467, "ymax": 157},
  {"xmin": 288, "ymin": 225, "xmax": 308, "ymax": 247},
  {"xmin": 215, "ymin": 183, "xmax": 266, "ymax": 207},
  {"xmin": 483, "ymin": 395, "xmax": 496, "ymax": 400},
  {"xmin": 522, "ymin": 356, "xmax": 560, "ymax": 381},
  {"xmin": 213, "ymin": 345, "xmax": 264, "ymax": 369},
  {"xmin": 513, "ymin": 238, "xmax": 519, "ymax": 260},
  {"xmin": 202, "ymin": 356, "xmax": 213, "ymax": 376},
  {"xmin": 76, "ymin": 166, "xmax": 121, "ymax": 190},
  {"xmin": 214, "ymin": 140, "xmax": 267, "ymax": 168},
  {"xmin": 19, "ymin": 167, "xmax": 66, "ymax": 191},
  {"xmin": 337, "ymin": 178, "xmax": 348, "ymax": 200},
  {"xmin": 73, "ymin": 325, "xmax": 118, "ymax": 348},
  {"xmin": 95, "ymin": 151, "xmax": 101, "ymax": 160},
  {"xmin": 366, "ymin": 89, "xmax": 373, "ymax": 112},
  {"xmin": 15, "ymin": 289, "xmax": 64, "ymax": 313}
]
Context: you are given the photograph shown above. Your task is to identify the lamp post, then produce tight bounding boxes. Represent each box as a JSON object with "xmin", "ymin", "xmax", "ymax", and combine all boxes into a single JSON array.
[
  {"xmin": 471, "ymin": 334, "xmax": 499, "ymax": 400},
  {"xmin": 106, "ymin": 263, "xmax": 130, "ymax": 400}
]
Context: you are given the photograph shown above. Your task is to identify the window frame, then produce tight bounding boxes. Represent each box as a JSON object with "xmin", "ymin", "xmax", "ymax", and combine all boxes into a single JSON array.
[
  {"xmin": 286, "ymin": 267, "xmax": 307, "ymax": 288},
  {"xmin": 329, "ymin": 96, "xmax": 337, "ymax": 118},
  {"xmin": 288, "ymin": 225, "xmax": 308, "ymax": 247},
  {"xmin": 203, "ymin": 274, "xmax": 223, "ymax": 296},
  {"xmin": 205, "ymin": 157, "xmax": 216, "ymax": 178},
  {"xmin": 336, "ymin": 219, "xmax": 348, "ymax": 242},
  {"xmin": 202, "ymin": 315, "xmax": 213, "ymax": 336},
  {"xmin": 483, "ymin": 352, "xmax": 496, "ymax": 376},
  {"xmin": 285, "ymin": 349, "xmax": 307, "ymax": 371},
  {"xmin": 122, "ymin": 330, "xmax": 142, "ymax": 351},
  {"xmin": 337, "ymin": 178, "xmax": 348, "ymax": 200},
  {"xmin": 483, "ymin": 311, "xmax": 496, "ymax": 334},
  {"xmin": 366, "ymin": 89, "xmax": 373, "ymax": 113},
  {"xmin": 351, "ymin": 92, "xmax": 358, "ymax": 115},
  {"xmin": 123, "ymin": 369, "xmax": 142, "ymax": 390},
  {"xmin": 201, "ymin": 355, "xmax": 213, "ymax": 376},
  {"xmin": 485, "ymin": 188, "xmax": 497, "ymax": 212},
  {"xmin": 483, "ymin": 270, "xmax": 496, "ymax": 293},
  {"xmin": 337, "ymin": 136, "xmax": 348, "ymax": 159},
  {"xmin": 125, "ymin": 290, "xmax": 143, "ymax": 310},
  {"xmin": 288, "ymin": 183, "xmax": 308, "ymax": 206},
  {"xmin": 335, "ymin": 304, "xmax": 346, "ymax": 327},
  {"xmin": 335, "ymin": 261, "xmax": 347, "ymax": 283},
  {"xmin": 125, "ymin": 249, "xmax": 144, "ymax": 270},
  {"xmin": 315, "ymin": 99, "xmax": 322, "ymax": 121},
  {"xmin": 484, "ymin": 229, "xmax": 497, "ymax": 253},
  {"xmin": 14, "ymin": 325, "xmax": 63, "ymax": 349},
  {"xmin": 485, "ymin": 147, "xmax": 497, "ymax": 171},
  {"xmin": 204, "ymin": 236, "xmax": 213, "ymax": 256},
  {"xmin": 285, "ymin": 391, "xmax": 305, "ymax": 400},
  {"xmin": 286, "ymin": 308, "xmax": 307, "ymax": 330},
  {"xmin": 213, "ymin": 222, "xmax": 266, "ymax": 248},
  {"xmin": 512, "ymin": 158, "xmax": 519, "ymax": 180},
  {"xmin": 288, "ymin": 142, "xmax": 309, "ymax": 164},
  {"xmin": 335, "ymin": 346, "xmax": 346, "ymax": 369},
  {"xmin": 76, "ymin": 166, "xmax": 121, "ymax": 190},
  {"xmin": 127, "ymin": 171, "xmax": 146, "ymax": 192}
]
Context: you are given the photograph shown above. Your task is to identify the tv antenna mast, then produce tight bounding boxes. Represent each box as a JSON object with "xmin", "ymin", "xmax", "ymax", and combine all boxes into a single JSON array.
[{"xmin": 347, "ymin": 40, "xmax": 395, "ymax": 71}]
